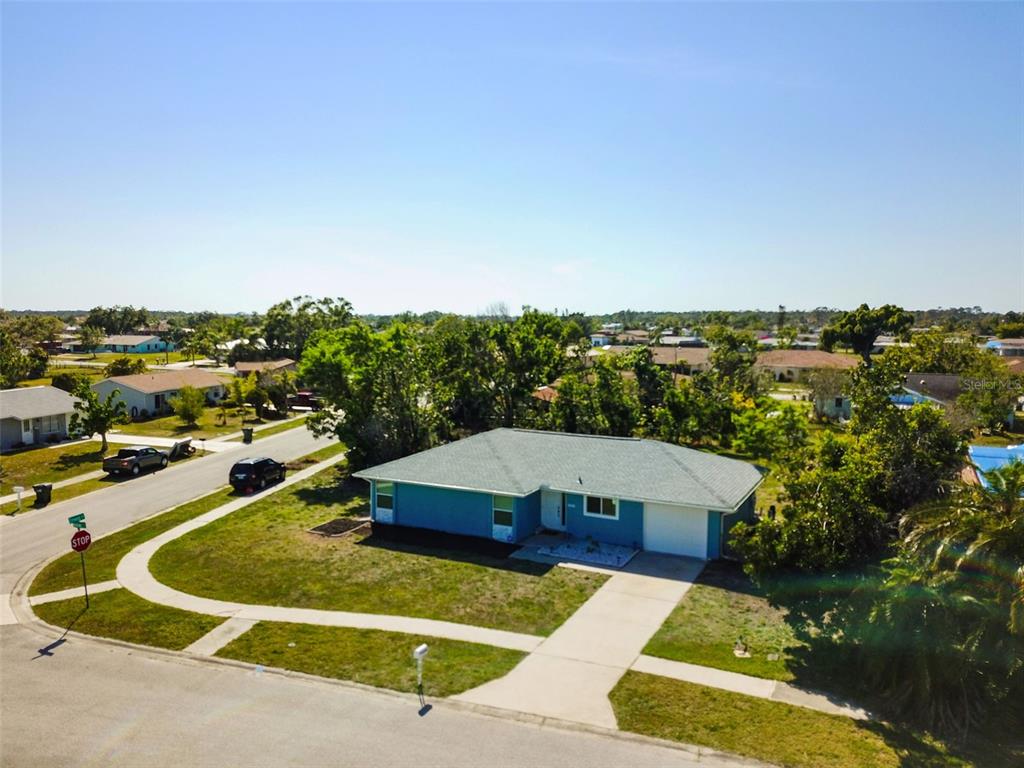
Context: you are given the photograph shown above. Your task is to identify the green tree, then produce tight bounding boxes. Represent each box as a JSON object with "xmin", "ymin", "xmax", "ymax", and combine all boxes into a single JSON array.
[
  {"xmin": 262, "ymin": 370, "xmax": 297, "ymax": 416},
  {"xmin": 77, "ymin": 324, "xmax": 105, "ymax": 358},
  {"xmin": 652, "ymin": 381, "xmax": 706, "ymax": 445},
  {"xmin": 805, "ymin": 366, "xmax": 851, "ymax": 421},
  {"xmin": 245, "ymin": 372, "xmax": 269, "ymax": 420},
  {"xmin": 51, "ymin": 371, "xmax": 90, "ymax": 393},
  {"xmin": 819, "ymin": 303, "xmax": 914, "ymax": 365},
  {"xmin": 489, "ymin": 310, "xmax": 567, "ymax": 427},
  {"xmin": 0, "ymin": 327, "xmax": 30, "ymax": 387},
  {"xmin": 852, "ymin": 462, "xmax": 1024, "ymax": 736},
  {"xmin": 69, "ymin": 385, "xmax": 128, "ymax": 451},
  {"xmin": 548, "ymin": 358, "xmax": 640, "ymax": 437},
  {"xmin": 103, "ymin": 356, "xmax": 148, "ymax": 377},
  {"xmin": 263, "ymin": 296, "xmax": 353, "ymax": 358},
  {"xmin": 301, "ymin": 322, "xmax": 436, "ymax": 468},
  {"xmin": 170, "ymin": 385, "xmax": 206, "ymax": 426},
  {"xmin": 422, "ymin": 315, "xmax": 497, "ymax": 436},
  {"xmin": 704, "ymin": 325, "xmax": 764, "ymax": 396},
  {"xmin": 731, "ymin": 400, "xmax": 809, "ymax": 461}
]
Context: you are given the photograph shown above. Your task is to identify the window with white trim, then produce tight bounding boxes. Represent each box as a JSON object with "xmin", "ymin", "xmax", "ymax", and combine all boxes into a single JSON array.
[
  {"xmin": 376, "ymin": 481, "xmax": 394, "ymax": 510},
  {"xmin": 492, "ymin": 495, "xmax": 514, "ymax": 527},
  {"xmin": 585, "ymin": 495, "xmax": 618, "ymax": 519}
]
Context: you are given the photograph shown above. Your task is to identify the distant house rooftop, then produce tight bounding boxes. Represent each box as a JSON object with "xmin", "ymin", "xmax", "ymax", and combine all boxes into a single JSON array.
[
  {"xmin": 755, "ymin": 349, "xmax": 858, "ymax": 370},
  {"xmin": 235, "ymin": 359, "xmax": 296, "ymax": 374},
  {"xmin": 0, "ymin": 386, "xmax": 80, "ymax": 420},
  {"xmin": 102, "ymin": 369, "xmax": 225, "ymax": 394},
  {"xmin": 100, "ymin": 334, "xmax": 163, "ymax": 346}
]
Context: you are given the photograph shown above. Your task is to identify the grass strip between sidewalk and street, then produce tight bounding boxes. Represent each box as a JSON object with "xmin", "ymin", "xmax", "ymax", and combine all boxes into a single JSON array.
[
  {"xmin": 228, "ymin": 415, "xmax": 308, "ymax": 442},
  {"xmin": 610, "ymin": 672, "xmax": 980, "ymax": 768},
  {"xmin": 216, "ymin": 621, "xmax": 525, "ymax": 697},
  {"xmin": 32, "ymin": 588, "xmax": 224, "ymax": 651},
  {"xmin": 28, "ymin": 439, "xmax": 346, "ymax": 596},
  {"xmin": 0, "ymin": 440, "xmax": 105, "ymax": 495}
]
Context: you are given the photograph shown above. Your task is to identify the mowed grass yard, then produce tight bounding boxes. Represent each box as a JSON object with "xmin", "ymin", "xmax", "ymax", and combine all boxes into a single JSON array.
[
  {"xmin": 33, "ymin": 589, "xmax": 224, "ymax": 651},
  {"xmin": 644, "ymin": 561, "xmax": 803, "ymax": 681},
  {"xmin": 216, "ymin": 622, "xmax": 524, "ymax": 697},
  {"xmin": 610, "ymin": 672, "xmax": 1003, "ymax": 768},
  {"xmin": 150, "ymin": 464, "xmax": 607, "ymax": 636},
  {"xmin": 120, "ymin": 405, "xmax": 265, "ymax": 440},
  {"xmin": 0, "ymin": 440, "xmax": 105, "ymax": 495}
]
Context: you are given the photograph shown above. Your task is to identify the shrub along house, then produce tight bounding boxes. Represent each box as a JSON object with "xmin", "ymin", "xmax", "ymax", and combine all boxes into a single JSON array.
[{"xmin": 354, "ymin": 428, "xmax": 762, "ymax": 560}]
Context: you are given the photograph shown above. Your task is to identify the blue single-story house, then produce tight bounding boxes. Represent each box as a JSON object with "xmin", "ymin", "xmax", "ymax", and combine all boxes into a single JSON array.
[
  {"xmin": 353, "ymin": 429, "xmax": 763, "ymax": 560},
  {"xmin": 95, "ymin": 335, "xmax": 175, "ymax": 354}
]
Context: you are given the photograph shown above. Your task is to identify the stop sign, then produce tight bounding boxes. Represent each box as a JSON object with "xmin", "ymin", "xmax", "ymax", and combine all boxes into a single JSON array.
[{"xmin": 71, "ymin": 529, "xmax": 91, "ymax": 552}]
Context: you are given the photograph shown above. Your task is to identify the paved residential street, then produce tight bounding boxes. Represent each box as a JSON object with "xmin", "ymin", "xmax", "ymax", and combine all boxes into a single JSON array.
[
  {"xmin": 0, "ymin": 623, "xmax": 738, "ymax": 768},
  {"xmin": 0, "ymin": 426, "xmax": 324, "ymax": 595}
]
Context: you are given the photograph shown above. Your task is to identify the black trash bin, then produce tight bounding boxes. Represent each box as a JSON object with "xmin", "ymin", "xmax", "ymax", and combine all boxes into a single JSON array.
[
  {"xmin": 242, "ymin": 427, "xmax": 254, "ymax": 444},
  {"xmin": 33, "ymin": 483, "xmax": 53, "ymax": 507}
]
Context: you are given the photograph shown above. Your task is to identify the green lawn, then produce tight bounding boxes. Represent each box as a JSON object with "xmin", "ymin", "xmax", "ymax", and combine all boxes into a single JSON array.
[
  {"xmin": 119, "ymin": 405, "xmax": 260, "ymax": 439},
  {"xmin": 644, "ymin": 561, "xmax": 803, "ymax": 681},
  {"xmin": 0, "ymin": 440, "xmax": 105, "ymax": 495},
  {"xmin": 228, "ymin": 415, "xmax": 308, "ymax": 442},
  {"xmin": 17, "ymin": 366, "xmax": 105, "ymax": 388},
  {"xmin": 33, "ymin": 588, "xmax": 224, "ymax": 651},
  {"xmin": 56, "ymin": 351, "xmax": 192, "ymax": 364},
  {"xmin": 217, "ymin": 622, "xmax": 524, "ymax": 697},
  {"xmin": 151, "ymin": 464, "xmax": 606, "ymax": 636},
  {"xmin": 4, "ymin": 475, "xmax": 118, "ymax": 516},
  {"xmin": 30, "ymin": 486, "xmax": 236, "ymax": 595},
  {"xmin": 610, "ymin": 672, "xmax": 985, "ymax": 768}
]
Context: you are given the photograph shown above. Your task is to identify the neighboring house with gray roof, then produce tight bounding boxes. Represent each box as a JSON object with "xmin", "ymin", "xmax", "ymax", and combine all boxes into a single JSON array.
[
  {"xmin": 0, "ymin": 386, "xmax": 81, "ymax": 451},
  {"xmin": 92, "ymin": 369, "xmax": 227, "ymax": 419},
  {"xmin": 354, "ymin": 428, "xmax": 763, "ymax": 559}
]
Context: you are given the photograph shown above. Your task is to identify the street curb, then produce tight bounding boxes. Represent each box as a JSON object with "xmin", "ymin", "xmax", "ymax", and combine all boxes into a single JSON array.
[
  {"xmin": 14, "ymin": 602, "xmax": 770, "ymax": 767},
  {"xmin": 0, "ymin": 447, "xmax": 227, "ymax": 524}
]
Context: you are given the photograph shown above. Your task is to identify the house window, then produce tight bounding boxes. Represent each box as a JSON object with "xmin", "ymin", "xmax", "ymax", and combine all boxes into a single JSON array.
[
  {"xmin": 492, "ymin": 495, "xmax": 514, "ymax": 527},
  {"xmin": 22, "ymin": 420, "xmax": 30, "ymax": 432},
  {"xmin": 376, "ymin": 482, "xmax": 394, "ymax": 510},
  {"xmin": 834, "ymin": 397, "xmax": 844, "ymax": 408},
  {"xmin": 585, "ymin": 495, "xmax": 618, "ymax": 519}
]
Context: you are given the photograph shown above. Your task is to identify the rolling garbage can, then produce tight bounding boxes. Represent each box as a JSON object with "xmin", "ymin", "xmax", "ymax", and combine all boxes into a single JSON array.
[
  {"xmin": 242, "ymin": 427, "xmax": 254, "ymax": 444},
  {"xmin": 33, "ymin": 483, "xmax": 53, "ymax": 507}
]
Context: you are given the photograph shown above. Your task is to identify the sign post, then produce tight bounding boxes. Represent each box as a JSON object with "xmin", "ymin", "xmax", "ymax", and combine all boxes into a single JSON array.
[{"xmin": 68, "ymin": 515, "xmax": 91, "ymax": 608}]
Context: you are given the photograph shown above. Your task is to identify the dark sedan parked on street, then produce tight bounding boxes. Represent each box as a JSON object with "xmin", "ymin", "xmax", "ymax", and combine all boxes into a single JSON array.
[
  {"xmin": 102, "ymin": 446, "xmax": 169, "ymax": 476},
  {"xmin": 229, "ymin": 457, "xmax": 286, "ymax": 494}
]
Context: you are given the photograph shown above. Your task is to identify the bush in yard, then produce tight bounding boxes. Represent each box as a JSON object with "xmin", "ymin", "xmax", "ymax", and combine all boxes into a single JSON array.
[
  {"xmin": 51, "ymin": 371, "xmax": 90, "ymax": 393},
  {"xmin": 170, "ymin": 386, "xmax": 206, "ymax": 426},
  {"xmin": 103, "ymin": 356, "xmax": 148, "ymax": 377}
]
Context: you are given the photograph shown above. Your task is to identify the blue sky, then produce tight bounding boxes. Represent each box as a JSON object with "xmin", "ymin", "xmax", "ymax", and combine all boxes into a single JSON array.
[{"xmin": 3, "ymin": 2, "xmax": 1022, "ymax": 314}]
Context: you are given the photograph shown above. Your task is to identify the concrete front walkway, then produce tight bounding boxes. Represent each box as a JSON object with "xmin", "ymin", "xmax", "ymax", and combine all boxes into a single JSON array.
[
  {"xmin": 454, "ymin": 554, "xmax": 704, "ymax": 728},
  {"xmin": 114, "ymin": 452, "xmax": 543, "ymax": 653}
]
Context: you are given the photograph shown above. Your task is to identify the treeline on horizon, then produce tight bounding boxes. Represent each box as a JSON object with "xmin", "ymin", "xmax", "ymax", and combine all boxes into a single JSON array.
[{"xmin": 1, "ymin": 304, "xmax": 1019, "ymax": 336}]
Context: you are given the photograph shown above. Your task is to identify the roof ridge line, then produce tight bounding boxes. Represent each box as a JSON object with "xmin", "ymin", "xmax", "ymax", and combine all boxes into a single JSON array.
[
  {"xmin": 480, "ymin": 431, "xmax": 528, "ymax": 494},
  {"xmin": 655, "ymin": 441, "xmax": 731, "ymax": 508}
]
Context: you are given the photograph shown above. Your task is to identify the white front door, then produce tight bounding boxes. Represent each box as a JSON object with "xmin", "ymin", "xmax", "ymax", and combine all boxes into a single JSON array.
[
  {"xmin": 21, "ymin": 420, "xmax": 34, "ymax": 446},
  {"xmin": 541, "ymin": 490, "xmax": 566, "ymax": 530},
  {"xmin": 643, "ymin": 502, "xmax": 708, "ymax": 558}
]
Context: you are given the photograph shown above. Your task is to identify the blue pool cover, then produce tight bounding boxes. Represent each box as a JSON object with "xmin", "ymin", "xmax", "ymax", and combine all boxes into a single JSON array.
[{"xmin": 968, "ymin": 445, "xmax": 1024, "ymax": 489}]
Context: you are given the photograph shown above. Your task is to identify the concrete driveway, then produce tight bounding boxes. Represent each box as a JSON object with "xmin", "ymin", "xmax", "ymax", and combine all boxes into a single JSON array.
[{"xmin": 455, "ymin": 553, "xmax": 704, "ymax": 728}]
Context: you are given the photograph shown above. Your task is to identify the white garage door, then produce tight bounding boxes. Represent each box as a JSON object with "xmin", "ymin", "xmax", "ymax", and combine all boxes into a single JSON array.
[{"xmin": 643, "ymin": 502, "xmax": 708, "ymax": 559}]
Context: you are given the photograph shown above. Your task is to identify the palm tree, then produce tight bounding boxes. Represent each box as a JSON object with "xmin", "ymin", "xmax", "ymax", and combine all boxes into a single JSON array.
[
  {"xmin": 900, "ymin": 460, "xmax": 1024, "ymax": 635},
  {"xmin": 857, "ymin": 461, "xmax": 1024, "ymax": 737}
]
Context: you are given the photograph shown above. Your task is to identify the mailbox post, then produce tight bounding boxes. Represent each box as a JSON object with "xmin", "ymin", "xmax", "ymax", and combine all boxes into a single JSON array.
[{"xmin": 413, "ymin": 643, "xmax": 429, "ymax": 706}]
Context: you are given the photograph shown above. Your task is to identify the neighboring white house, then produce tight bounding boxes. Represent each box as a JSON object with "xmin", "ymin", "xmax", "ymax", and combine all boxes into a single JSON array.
[
  {"xmin": 0, "ymin": 386, "xmax": 80, "ymax": 451},
  {"xmin": 92, "ymin": 370, "xmax": 227, "ymax": 419}
]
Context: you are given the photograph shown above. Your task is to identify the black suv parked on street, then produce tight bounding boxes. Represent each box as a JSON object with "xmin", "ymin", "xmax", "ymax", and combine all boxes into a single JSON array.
[{"xmin": 229, "ymin": 457, "xmax": 286, "ymax": 493}]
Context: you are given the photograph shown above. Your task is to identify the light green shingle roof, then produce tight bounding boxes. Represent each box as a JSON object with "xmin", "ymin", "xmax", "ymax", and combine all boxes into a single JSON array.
[{"xmin": 354, "ymin": 429, "xmax": 762, "ymax": 511}]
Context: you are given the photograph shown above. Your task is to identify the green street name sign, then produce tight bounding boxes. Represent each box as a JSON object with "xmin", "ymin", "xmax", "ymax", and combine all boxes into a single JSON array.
[{"xmin": 68, "ymin": 513, "xmax": 87, "ymax": 530}]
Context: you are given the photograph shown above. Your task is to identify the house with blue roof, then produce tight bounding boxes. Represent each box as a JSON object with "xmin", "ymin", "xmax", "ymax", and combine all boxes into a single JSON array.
[
  {"xmin": 353, "ymin": 428, "xmax": 763, "ymax": 560},
  {"xmin": 968, "ymin": 445, "xmax": 1024, "ymax": 489}
]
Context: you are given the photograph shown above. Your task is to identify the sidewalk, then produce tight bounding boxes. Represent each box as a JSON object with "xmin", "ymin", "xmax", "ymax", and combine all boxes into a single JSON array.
[
  {"xmin": 0, "ymin": 469, "xmax": 105, "ymax": 506},
  {"xmin": 104, "ymin": 433, "xmax": 239, "ymax": 453},
  {"xmin": 114, "ymin": 451, "xmax": 541, "ymax": 653}
]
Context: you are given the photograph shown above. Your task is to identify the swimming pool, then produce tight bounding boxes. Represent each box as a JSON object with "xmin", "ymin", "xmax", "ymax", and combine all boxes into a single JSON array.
[{"xmin": 968, "ymin": 445, "xmax": 1024, "ymax": 489}]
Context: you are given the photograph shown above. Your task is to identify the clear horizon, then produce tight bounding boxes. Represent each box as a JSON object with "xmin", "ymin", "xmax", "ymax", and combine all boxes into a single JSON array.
[{"xmin": 3, "ymin": 2, "xmax": 1022, "ymax": 314}]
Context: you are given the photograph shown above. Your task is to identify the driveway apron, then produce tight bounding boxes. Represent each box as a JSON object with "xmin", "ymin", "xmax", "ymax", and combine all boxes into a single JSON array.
[{"xmin": 454, "ymin": 553, "xmax": 703, "ymax": 728}]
